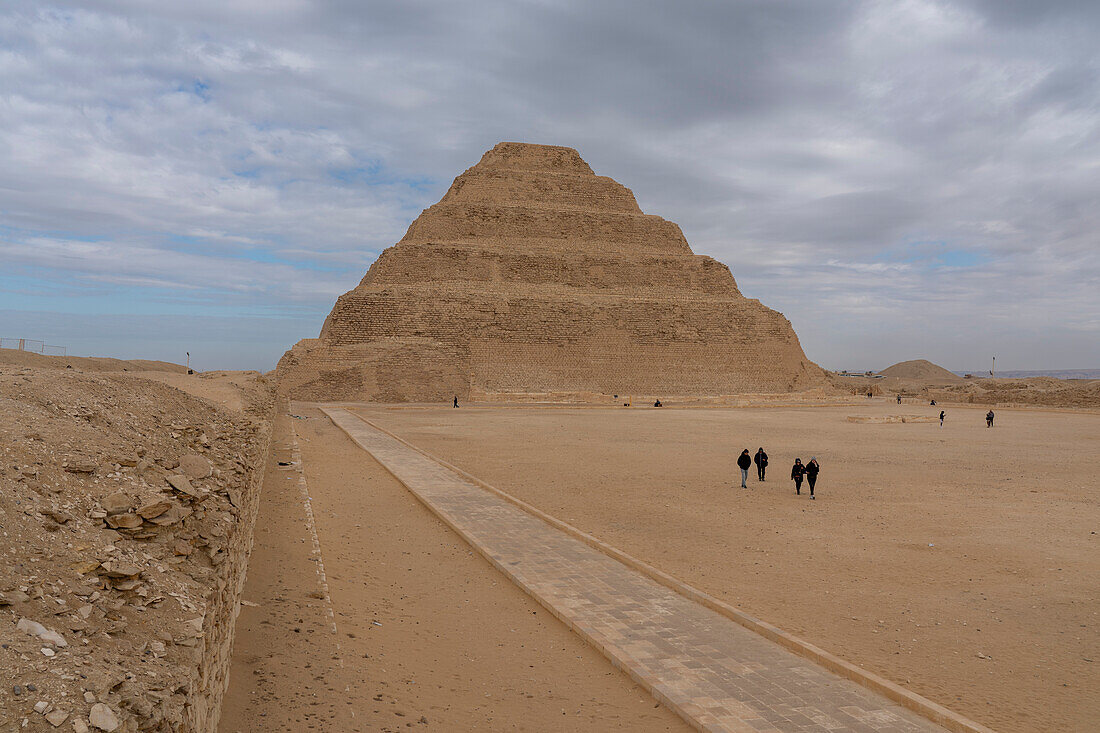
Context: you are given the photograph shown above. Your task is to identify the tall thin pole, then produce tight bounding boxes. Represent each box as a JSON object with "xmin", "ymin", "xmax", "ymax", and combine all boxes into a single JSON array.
[{"xmin": 991, "ymin": 356, "xmax": 995, "ymax": 378}]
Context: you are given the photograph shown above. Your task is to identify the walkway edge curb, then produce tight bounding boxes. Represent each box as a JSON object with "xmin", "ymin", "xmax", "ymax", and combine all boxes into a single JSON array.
[{"xmin": 327, "ymin": 407, "xmax": 996, "ymax": 733}]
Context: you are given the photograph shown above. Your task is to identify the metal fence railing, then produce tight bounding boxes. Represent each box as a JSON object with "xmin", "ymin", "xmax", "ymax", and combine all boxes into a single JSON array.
[{"xmin": 1, "ymin": 338, "xmax": 66, "ymax": 356}]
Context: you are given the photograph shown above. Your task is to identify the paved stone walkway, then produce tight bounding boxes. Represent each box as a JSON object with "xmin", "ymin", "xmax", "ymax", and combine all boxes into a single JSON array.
[{"xmin": 324, "ymin": 407, "xmax": 950, "ymax": 733}]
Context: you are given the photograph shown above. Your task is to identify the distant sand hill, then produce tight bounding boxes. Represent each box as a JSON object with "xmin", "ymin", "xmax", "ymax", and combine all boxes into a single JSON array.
[
  {"xmin": 0, "ymin": 348, "xmax": 187, "ymax": 373},
  {"xmin": 879, "ymin": 359, "xmax": 962, "ymax": 383}
]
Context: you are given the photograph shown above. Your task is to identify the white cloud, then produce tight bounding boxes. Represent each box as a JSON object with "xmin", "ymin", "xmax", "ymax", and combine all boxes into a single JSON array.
[{"xmin": 0, "ymin": 0, "xmax": 1097, "ymax": 369}]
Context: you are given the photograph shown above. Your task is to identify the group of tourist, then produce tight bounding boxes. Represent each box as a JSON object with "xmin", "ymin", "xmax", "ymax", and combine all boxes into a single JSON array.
[{"xmin": 737, "ymin": 448, "xmax": 820, "ymax": 499}]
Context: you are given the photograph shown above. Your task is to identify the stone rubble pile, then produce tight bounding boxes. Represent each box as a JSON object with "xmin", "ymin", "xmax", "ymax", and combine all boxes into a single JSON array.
[{"xmin": 1, "ymin": 365, "xmax": 272, "ymax": 732}]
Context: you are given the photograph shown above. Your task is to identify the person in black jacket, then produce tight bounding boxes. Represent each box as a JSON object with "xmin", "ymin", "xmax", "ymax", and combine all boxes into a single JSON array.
[
  {"xmin": 805, "ymin": 457, "xmax": 820, "ymax": 499},
  {"xmin": 754, "ymin": 447, "xmax": 769, "ymax": 481},
  {"xmin": 986, "ymin": 409, "xmax": 994, "ymax": 427},
  {"xmin": 737, "ymin": 449, "xmax": 751, "ymax": 488},
  {"xmin": 791, "ymin": 458, "xmax": 805, "ymax": 495}
]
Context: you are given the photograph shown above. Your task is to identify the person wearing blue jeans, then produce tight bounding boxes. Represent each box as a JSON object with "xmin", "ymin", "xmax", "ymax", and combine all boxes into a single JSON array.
[{"xmin": 737, "ymin": 449, "xmax": 751, "ymax": 488}]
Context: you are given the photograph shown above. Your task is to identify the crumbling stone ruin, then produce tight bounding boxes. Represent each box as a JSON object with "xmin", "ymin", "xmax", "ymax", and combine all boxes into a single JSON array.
[
  {"xmin": 278, "ymin": 142, "xmax": 825, "ymax": 401},
  {"xmin": 0, "ymin": 364, "xmax": 273, "ymax": 732}
]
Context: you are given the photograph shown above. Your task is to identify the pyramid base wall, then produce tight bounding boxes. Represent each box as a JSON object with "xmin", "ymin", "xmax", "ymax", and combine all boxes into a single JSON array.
[{"xmin": 276, "ymin": 336, "xmax": 826, "ymax": 403}]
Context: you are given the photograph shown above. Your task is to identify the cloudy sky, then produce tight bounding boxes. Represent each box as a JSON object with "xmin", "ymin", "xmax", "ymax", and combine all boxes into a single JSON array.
[{"xmin": 1, "ymin": 0, "xmax": 1097, "ymax": 371}]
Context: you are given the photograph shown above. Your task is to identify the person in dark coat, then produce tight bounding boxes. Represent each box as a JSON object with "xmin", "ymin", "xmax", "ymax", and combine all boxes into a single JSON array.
[
  {"xmin": 939, "ymin": 410, "xmax": 945, "ymax": 427},
  {"xmin": 896, "ymin": 394, "xmax": 902, "ymax": 404},
  {"xmin": 791, "ymin": 458, "xmax": 805, "ymax": 495},
  {"xmin": 805, "ymin": 457, "xmax": 820, "ymax": 499},
  {"xmin": 453, "ymin": 395, "xmax": 459, "ymax": 408},
  {"xmin": 986, "ymin": 409, "xmax": 994, "ymax": 427},
  {"xmin": 753, "ymin": 447, "xmax": 768, "ymax": 481},
  {"xmin": 737, "ymin": 449, "xmax": 751, "ymax": 488}
]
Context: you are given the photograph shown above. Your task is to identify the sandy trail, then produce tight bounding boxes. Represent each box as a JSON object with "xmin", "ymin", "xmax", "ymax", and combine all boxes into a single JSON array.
[
  {"xmin": 353, "ymin": 400, "xmax": 1099, "ymax": 733},
  {"xmin": 221, "ymin": 405, "xmax": 689, "ymax": 732},
  {"xmin": 134, "ymin": 371, "xmax": 257, "ymax": 414}
]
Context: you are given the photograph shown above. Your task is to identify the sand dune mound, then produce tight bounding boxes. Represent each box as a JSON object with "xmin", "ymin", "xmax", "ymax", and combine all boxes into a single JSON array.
[
  {"xmin": 0, "ymin": 347, "xmax": 187, "ymax": 373},
  {"xmin": 880, "ymin": 359, "xmax": 962, "ymax": 383},
  {"xmin": 278, "ymin": 142, "xmax": 825, "ymax": 402}
]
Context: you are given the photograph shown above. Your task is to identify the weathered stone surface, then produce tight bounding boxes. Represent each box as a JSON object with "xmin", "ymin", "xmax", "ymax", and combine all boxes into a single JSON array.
[
  {"xmin": 17, "ymin": 617, "xmax": 68, "ymax": 647},
  {"xmin": 88, "ymin": 703, "xmax": 119, "ymax": 732},
  {"xmin": 100, "ymin": 492, "xmax": 131, "ymax": 516},
  {"xmin": 277, "ymin": 142, "xmax": 825, "ymax": 402},
  {"xmin": 105, "ymin": 512, "xmax": 142, "ymax": 529},
  {"xmin": 178, "ymin": 453, "xmax": 212, "ymax": 479},
  {"xmin": 136, "ymin": 499, "xmax": 173, "ymax": 519},
  {"xmin": 45, "ymin": 707, "xmax": 69, "ymax": 726},
  {"xmin": 165, "ymin": 474, "xmax": 205, "ymax": 501},
  {"xmin": 98, "ymin": 560, "xmax": 141, "ymax": 579}
]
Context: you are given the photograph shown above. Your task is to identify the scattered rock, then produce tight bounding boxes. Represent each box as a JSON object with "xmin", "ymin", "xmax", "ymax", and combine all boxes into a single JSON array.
[
  {"xmin": 178, "ymin": 453, "xmax": 212, "ymax": 479},
  {"xmin": 136, "ymin": 499, "xmax": 172, "ymax": 519},
  {"xmin": 0, "ymin": 589, "xmax": 30, "ymax": 605},
  {"xmin": 44, "ymin": 508, "xmax": 72, "ymax": 524},
  {"xmin": 105, "ymin": 513, "xmax": 143, "ymax": 530},
  {"xmin": 64, "ymin": 460, "xmax": 98, "ymax": 474},
  {"xmin": 45, "ymin": 708, "xmax": 69, "ymax": 727},
  {"xmin": 165, "ymin": 474, "xmax": 206, "ymax": 501},
  {"xmin": 34, "ymin": 701, "xmax": 50, "ymax": 714},
  {"xmin": 73, "ymin": 718, "xmax": 91, "ymax": 733},
  {"xmin": 89, "ymin": 703, "xmax": 120, "ymax": 732},
  {"xmin": 17, "ymin": 617, "xmax": 68, "ymax": 647},
  {"xmin": 71, "ymin": 560, "xmax": 102, "ymax": 575},
  {"xmin": 98, "ymin": 560, "xmax": 142, "ymax": 579},
  {"xmin": 100, "ymin": 492, "xmax": 132, "ymax": 516},
  {"xmin": 147, "ymin": 503, "xmax": 190, "ymax": 526}
]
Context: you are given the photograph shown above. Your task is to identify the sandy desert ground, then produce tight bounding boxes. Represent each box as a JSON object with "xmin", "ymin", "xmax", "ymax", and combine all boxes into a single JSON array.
[
  {"xmin": 346, "ymin": 400, "xmax": 1100, "ymax": 733},
  {"xmin": 5, "ymin": 347, "xmax": 1096, "ymax": 732},
  {"xmin": 218, "ymin": 406, "xmax": 688, "ymax": 732}
]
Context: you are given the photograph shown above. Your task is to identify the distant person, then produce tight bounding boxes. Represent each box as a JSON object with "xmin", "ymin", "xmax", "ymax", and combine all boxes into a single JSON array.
[
  {"xmin": 453, "ymin": 395, "xmax": 459, "ymax": 408},
  {"xmin": 754, "ymin": 447, "xmax": 769, "ymax": 481},
  {"xmin": 805, "ymin": 457, "xmax": 820, "ymax": 499},
  {"xmin": 654, "ymin": 398, "xmax": 663, "ymax": 407},
  {"xmin": 737, "ymin": 449, "xmax": 752, "ymax": 488},
  {"xmin": 896, "ymin": 394, "xmax": 902, "ymax": 404},
  {"xmin": 986, "ymin": 409, "xmax": 995, "ymax": 427},
  {"xmin": 791, "ymin": 458, "xmax": 805, "ymax": 495},
  {"xmin": 930, "ymin": 399, "xmax": 936, "ymax": 406},
  {"xmin": 867, "ymin": 390, "xmax": 873, "ymax": 398},
  {"xmin": 939, "ymin": 410, "xmax": 945, "ymax": 427}
]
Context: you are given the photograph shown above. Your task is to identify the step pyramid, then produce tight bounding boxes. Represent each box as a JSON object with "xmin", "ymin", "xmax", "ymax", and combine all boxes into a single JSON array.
[{"xmin": 277, "ymin": 142, "xmax": 825, "ymax": 402}]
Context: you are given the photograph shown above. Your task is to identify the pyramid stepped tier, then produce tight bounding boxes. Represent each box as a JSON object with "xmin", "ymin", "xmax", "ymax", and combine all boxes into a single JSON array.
[
  {"xmin": 278, "ymin": 142, "xmax": 826, "ymax": 402},
  {"xmin": 442, "ymin": 168, "xmax": 643, "ymax": 213},
  {"xmin": 358, "ymin": 244, "xmax": 740, "ymax": 296},
  {"xmin": 400, "ymin": 202, "xmax": 692, "ymax": 253}
]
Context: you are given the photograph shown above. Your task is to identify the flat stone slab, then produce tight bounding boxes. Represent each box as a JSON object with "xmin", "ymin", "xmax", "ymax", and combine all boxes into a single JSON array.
[{"xmin": 324, "ymin": 407, "xmax": 951, "ymax": 733}]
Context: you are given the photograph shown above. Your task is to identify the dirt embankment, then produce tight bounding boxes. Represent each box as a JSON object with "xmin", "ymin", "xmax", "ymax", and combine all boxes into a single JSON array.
[
  {"xmin": 0, "ymin": 348, "xmax": 189, "ymax": 374},
  {"xmin": 930, "ymin": 377, "xmax": 1100, "ymax": 409},
  {"xmin": 829, "ymin": 368, "xmax": 1100, "ymax": 409},
  {"xmin": 0, "ymin": 363, "xmax": 273, "ymax": 732}
]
